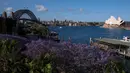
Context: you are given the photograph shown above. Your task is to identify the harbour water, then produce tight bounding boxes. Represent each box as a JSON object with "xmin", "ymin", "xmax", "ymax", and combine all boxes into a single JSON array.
[
  {"xmin": 49, "ymin": 26, "xmax": 130, "ymax": 72},
  {"xmin": 49, "ymin": 26, "xmax": 130, "ymax": 44}
]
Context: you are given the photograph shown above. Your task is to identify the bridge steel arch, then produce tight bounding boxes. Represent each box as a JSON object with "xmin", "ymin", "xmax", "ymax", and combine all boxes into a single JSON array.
[{"xmin": 14, "ymin": 9, "xmax": 37, "ymax": 21}]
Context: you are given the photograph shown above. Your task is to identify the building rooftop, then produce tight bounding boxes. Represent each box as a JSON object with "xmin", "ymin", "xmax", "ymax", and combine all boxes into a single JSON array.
[{"xmin": 95, "ymin": 38, "xmax": 130, "ymax": 47}]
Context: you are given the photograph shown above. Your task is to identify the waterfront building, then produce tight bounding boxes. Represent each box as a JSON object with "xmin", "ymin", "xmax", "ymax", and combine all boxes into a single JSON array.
[
  {"xmin": 105, "ymin": 16, "xmax": 124, "ymax": 25},
  {"xmin": 74, "ymin": 23, "xmax": 77, "ymax": 26},
  {"xmin": 103, "ymin": 16, "xmax": 124, "ymax": 28},
  {"xmin": 69, "ymin": 23, "xmax": 72, "ymax": 26}
]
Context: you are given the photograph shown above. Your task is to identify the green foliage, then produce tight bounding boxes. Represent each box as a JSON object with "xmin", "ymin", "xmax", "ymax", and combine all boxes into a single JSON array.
[
  {"xmin": 105, "ymin": 60, "xmax": 125, "ymax": 73},
  {"xmin": 0, "ymin": 39, "xmax": 27, "ymax": 73},
  {"xmin": 25, "ymin": 53, "xmax": 54, "ymax": 73},
  {"xmin": 0, "ymin": 39, "xmax": 55, "ymax": 73},
  {"xmin": 24, "ymin": 23, "xmax": 49, "ymax": 37}
]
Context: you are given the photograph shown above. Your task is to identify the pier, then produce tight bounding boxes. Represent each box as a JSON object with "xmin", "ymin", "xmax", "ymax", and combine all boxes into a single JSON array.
[{"xmin": 95, "ymin": 38, "xmax": 130, "ymax": 58}]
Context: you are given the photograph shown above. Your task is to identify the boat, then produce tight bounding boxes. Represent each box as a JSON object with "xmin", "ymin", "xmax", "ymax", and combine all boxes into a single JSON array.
[{"xmin": 59, "ymin": 26, "xmax": 62, "ymax": 28}]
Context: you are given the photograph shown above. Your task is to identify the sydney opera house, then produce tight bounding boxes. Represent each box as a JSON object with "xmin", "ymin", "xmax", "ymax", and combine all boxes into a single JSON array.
[
  {"xmin": 103, "ymin": 16, "xmax": 124, "ymax": 28},
  {"xmin": 103, "ymin": 16, "xmax": 130, "ymax": 29}
]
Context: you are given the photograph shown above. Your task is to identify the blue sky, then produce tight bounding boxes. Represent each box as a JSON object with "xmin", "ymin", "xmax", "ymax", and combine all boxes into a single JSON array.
[{"xmin": 0, "ymin": 0, "xmax": 130, "ymax": 21}]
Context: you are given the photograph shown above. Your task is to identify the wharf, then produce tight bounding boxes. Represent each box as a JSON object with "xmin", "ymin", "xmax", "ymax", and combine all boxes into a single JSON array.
[
  {"xmin": 49, "ymin": 31, "xmax": 60, "ymax": 42},
  {"xmin": 95, "ymin": 38, "xmax": 130, "ymax": 58},
  {"xmin": 95, "ymin": 38, "xmax": 130, "ymax": 47}
]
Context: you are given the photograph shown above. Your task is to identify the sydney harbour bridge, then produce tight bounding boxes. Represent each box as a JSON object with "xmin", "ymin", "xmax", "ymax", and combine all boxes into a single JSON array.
[
  {"xmin": 1, "ymin": 9, "xmax": 39, "ymax": 22},
  {"xmin": 13, "ymin": 9, "xmax": 38, "ymax": 22},
  {"xmin": 0, "ymin": 9, "xmax": 42, "ymax": 34}
]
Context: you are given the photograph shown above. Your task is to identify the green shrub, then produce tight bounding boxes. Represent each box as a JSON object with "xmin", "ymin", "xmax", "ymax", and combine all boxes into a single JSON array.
[
  {"xmin": 0, "ymin": 39, "xmax": 28, "ymax": 73},
  {"xmin": 105, "ymin": 60, "xmax": 125, "ymax": 73},
  {"xmin": 0, "ymin": 39, "xmax": 55, "ymax": 73},
  {"xmin": 25, "ymin": 53, "xmax": 55, "ymax": 73},
  {"xmin": 24, "ymin": 23, "xmax": 49, "ymax": 37}
]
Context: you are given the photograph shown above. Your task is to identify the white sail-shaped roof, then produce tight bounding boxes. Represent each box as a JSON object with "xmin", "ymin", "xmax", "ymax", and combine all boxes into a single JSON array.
[{"xmin": 105, "ymin": 16, "xmax": 124, "ymax": 25}]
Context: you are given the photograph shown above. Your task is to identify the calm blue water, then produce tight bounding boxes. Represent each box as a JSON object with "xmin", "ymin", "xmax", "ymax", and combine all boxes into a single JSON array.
[{"xmin": 49, "ymin": 26, "xmax": 130, "ymax": 44}]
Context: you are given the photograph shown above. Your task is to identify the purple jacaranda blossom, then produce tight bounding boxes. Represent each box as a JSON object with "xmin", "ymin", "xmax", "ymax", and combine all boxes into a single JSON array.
[{"xmin": 22, "ymin": 39, "xmax": 123, "ymax": 73}]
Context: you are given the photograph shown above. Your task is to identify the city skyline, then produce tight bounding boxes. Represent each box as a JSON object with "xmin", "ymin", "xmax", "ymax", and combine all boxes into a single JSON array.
[{"xmin": 0, "ymin": 0, "xmax": 130, "ymax": 22}]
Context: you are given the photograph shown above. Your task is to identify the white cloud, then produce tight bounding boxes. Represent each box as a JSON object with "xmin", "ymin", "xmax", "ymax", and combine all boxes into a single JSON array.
[
  {"xmin": 5, "ymin": 7, "xmax": 13, "ymax": 11},
  {"xmin": 35, "ymin": 5, "xmax": 48, "ymax": 12},
  {"xmin": 67, "ymin": 8, "xmax": 84, "ymax": 12},
  {"xmin": 79, "ymin": 8, "xmax": 83, "ymax": 12},
  {"xmin": 5, "ymin": 7, "xmax": 13, "ymax": 13}
]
